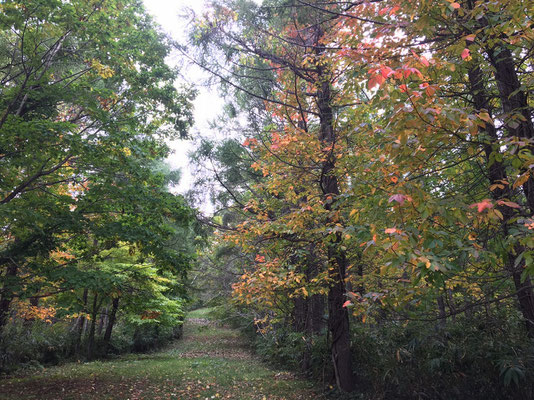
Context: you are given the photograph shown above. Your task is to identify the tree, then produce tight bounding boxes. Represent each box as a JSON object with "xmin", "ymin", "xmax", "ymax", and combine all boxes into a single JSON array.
[
  {"xmin": 189, "ymin": 0, "xmax": 359, "ymax": 390},
  {"xmin": 0, "ymin": 0, "xmax": 195, "ymax": 332},
  {"xmin": 190, "ymin": 0, "xmax": 534, "ymax": 394}
]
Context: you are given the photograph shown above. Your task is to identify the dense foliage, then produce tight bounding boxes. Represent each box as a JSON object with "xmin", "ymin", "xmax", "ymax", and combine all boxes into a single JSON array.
[
  {"xmin": 0, "ymin": 0, "xmax": 197, "ymax": 372},
  {"xmin": 188, "ymin": 0, "xmax": 534, "ymax": 398}
]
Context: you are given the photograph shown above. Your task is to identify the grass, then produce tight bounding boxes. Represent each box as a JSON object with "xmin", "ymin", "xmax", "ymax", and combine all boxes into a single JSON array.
[{"xmin": 0, "ymin": 308, "xmax": 323, "ymax": 400}]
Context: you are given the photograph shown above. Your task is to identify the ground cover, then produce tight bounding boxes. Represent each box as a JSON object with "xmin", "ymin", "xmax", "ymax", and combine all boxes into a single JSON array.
[{"xmin": 0, "ymin": 308, "xmax": 322, "ymax": 400}]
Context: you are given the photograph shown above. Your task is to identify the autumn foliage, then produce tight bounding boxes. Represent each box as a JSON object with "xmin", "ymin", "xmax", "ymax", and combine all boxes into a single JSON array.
[{"xmin": 192, "ymin": 0, "xmax": 534, "ymax": 397}]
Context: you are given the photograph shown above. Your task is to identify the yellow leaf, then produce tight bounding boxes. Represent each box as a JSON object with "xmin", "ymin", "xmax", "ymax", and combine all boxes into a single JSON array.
[
  {"xmin": 513, "ymin": 172, "xmax": 530, "ymax": 189},
  {"xmin": 493, "ymin": 209, "xmax": 504, "ymax": 220}
]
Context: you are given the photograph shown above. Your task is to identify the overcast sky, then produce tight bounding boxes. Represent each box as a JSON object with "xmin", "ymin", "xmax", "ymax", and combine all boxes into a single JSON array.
[{"xmin": 143, "ymin": 0, "xmax": 225, "ymax": 195}]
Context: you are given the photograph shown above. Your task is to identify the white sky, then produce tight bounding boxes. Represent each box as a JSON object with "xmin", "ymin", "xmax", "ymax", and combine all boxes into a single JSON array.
[{"xmin": 143, "ymin": 0, "xmax": 225, "ymax": 195}]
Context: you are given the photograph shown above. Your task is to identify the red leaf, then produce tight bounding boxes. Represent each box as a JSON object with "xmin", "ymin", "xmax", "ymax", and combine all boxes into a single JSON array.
[
  {"xmin": 461, "ymin": 48, "xmax": 470, "ymax": 60},
  {"xmin": 469, "ymin": 199, "xmax": 493, "ymax": 213},
  {"xmin": 389, "ymin": 6, "xmax": 400, "ymax": 15},
  {"xmin": 388, "ymin": 194, "xmax": 406, "ymax": 205},
  {"xmin": 496, "ymin": 200, "xmax": 521, "ymax": 209},
  {"xmin": 342, "ymin": 300, "xmax": 352, "ymax": 308},
  {"xmin": 378, "ymin": 7, "xmax": 389, "ymax": 16},
  {"xmin": 451, "ymin": 2, "xmax": 461, "ymax": 9},
  {"xmin": 380, "ymin": 66, "xmax": 393, "ymax": 78}
]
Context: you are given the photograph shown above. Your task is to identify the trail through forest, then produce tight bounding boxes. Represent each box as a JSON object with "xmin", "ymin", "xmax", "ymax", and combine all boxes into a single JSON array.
[{"xmin": 0, "ymin": 308, "xmax": 322, "ymax": 400}]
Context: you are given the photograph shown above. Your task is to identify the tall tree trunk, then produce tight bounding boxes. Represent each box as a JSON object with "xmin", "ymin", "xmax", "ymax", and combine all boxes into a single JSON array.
[
  {"xmin": 468, "ymin": 63, "xmax": 534, "ymax": 337},
  {"xmin": 103, "ymin": 297, "xmax": 119, "ymax": 354},
  {"xmin": 98, "ymin": 306, "xmax": 107, "ymax": 336},
  {"xmin": 315, "ymin": 32, "xmax": 356, "ymax": 391},
  {"xmin": 74, "ymin": 288, "xmax": 89, "ymax": 355},
  {"xmin": 87, "ymin": 292, "xmax": 98, "ymax": 360},
  {"xmin": 485, "ymin": 46, "xmax": 534, "ymax": 212}
]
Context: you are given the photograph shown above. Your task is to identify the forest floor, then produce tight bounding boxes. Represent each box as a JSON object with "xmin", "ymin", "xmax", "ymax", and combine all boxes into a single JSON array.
[{"xmin": 0, "ymin": 308, "xmax": 323, "ymax": 400}]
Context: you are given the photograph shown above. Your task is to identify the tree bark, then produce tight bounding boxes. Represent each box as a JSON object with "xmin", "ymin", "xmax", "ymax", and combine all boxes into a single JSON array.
[
  {"xmin": 87, "ymin": 292, "xmax": 98, "ymax": 360},
  {"xmin": 98, "ymin": 306, "xmax": 107, "ymax": 336},
  {"xmin": 74, "ymin": 288, "xmax": 88, "ymax": 355},
  {"xmin": 0, "ymin": 262, "xmax": 18, "ymax": 332},
  {"xmin": 103, "ymin": 297, "xmax": 119, "ymax": 354},
  {"xmin": 315, "ymin": 31, "xmax": 356, "ymax": 391},
  {"xmin": 468, "ymin": 63, "xmax": 534, "ymax": 337}
]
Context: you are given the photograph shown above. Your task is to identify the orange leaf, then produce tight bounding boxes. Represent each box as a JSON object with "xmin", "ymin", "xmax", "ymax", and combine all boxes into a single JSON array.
[
  {"xmin": 465, "ymin": 34, "xmax": 476, "ymax": 42},
  {"xmin": 389, "ymin": 6, "xmax": 400, "ymax": 15},
  {"xmin": 496, "ymin": 200, "xmax": 521, "ymax": 209},
  {"xmin": 469, "ymin": 199, "xmax": 493, "ymax": 213},
  {"xmin": 451, "ymin": 2, "xmax": 461, "ymax": 9},
  {"xmin": 513, "ymin": 172, "xmax": 530, "ymax": 189}
]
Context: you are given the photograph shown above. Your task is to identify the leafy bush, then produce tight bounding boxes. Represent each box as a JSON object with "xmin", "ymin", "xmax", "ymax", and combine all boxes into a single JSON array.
[
  {"xmin": 0, "ymin": 317, "xmax": 184, "ymax": 374},
  {"xmin": 350, "ymin": 315, "xmax": 534, "ymax": 400},
  {"xmin": 0, "ymin": 320, "xmax": 72, "ymax": 373},
  {"xmin": 214, "ymin": 303, "xmax": 534, "ymax": 400}
]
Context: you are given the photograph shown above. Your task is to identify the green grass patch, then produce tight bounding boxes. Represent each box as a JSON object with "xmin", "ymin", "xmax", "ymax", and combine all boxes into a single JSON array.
[{"xmin": 0, "ymin": 310, "xmax": 322, "ymax": 400}]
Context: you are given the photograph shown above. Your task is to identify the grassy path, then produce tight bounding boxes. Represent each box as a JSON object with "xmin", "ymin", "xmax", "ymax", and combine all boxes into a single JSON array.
[{"xmin": 0, "ymin": 308, "xmax": 323, "ymax": 400}]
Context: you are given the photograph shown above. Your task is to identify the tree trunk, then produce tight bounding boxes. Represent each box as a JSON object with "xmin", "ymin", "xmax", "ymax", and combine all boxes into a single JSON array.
[
  {"xmin": 0, "ymin": 263, "xmax": 18, "ymax": 332},
  {"xmin": 468, "ymin": 63, "xmax": 534, "ymax": 337},
  {"xmin": 103, "ymin": 297, "xmax": 119, "ymax": 354},
  {"xmin": 87, "ymin": 292, "xmax": 98, "ymax": 360},
  {"xmin": 98, "ymin": 306, "xmax": 107, "ymax": 336},
  {"xmin": 315, "ymin": 33, "xmax": 356, "ymax": 391},
  {"xmin": 74, "ymin": 288, "xmax": 88, "ymax": 355}
]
